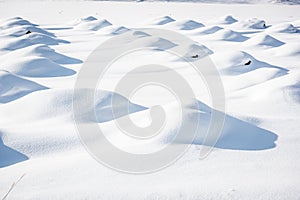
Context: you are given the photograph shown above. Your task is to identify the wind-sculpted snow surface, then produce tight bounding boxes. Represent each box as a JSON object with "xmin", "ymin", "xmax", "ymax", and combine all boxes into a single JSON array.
[
  {"xmin": 149, "ymin": 16, "xmax": 176, "ymax": 25},
  {"xmin": 209, "ymin": 29, "xmax": 249, "ymax": 42},
  {"xmin": 170, "ymin": 19, "xmax": 205, "ymax": 30},
  {"xmin": 0, "ymin": 2, "xmax": 299, "ymax": 199},
  {"xmin": 0, "ymin": 70, "xmax": 48, "ymax": 103},
  {"xmin": 89, "ymin": 0, "xmax": 300, "ymax": 4},
  {"xmin": 0, "ymin": 131, "xmax": 29, "ymax": 168},
  {"xmin": 74, "ymin": 18, "xmax": 112, "ymax": 31},
  {"xmin": 1, "ymin": 44, "xmax": 82, "ymax": 65},
  {"xmin": 245, "ymin": 33, "xmax": 285, "ymax": 47}
]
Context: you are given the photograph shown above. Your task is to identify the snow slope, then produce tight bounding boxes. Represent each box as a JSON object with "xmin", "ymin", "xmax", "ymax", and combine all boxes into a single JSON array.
[
  {"xmin": 0, "ymin": 70, "xmax": 47, "ymax": 103},
  {"xmin": 0, "ymin": 1, "xmax": 299, "ymax": 199}
]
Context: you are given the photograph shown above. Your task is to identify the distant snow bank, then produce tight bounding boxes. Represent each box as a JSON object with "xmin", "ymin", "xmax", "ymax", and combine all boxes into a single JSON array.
[{"xmin": 89, "ymin": 0, "xmax": 300, "ymax": 5}]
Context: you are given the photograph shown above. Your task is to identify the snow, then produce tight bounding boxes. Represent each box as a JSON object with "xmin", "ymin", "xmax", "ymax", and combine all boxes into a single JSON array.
[
  {"xmin": 172, "ymin": 19, "xmax": 205, "ymax": 30},
  {"xmin": 211, "ymin": 15, "xmax": 238, "ymax": 25},
  {"xmin": 0, "ymin": 70, "xmax": 48, "ymax": 103},
  {"xmin": 74, "ymin": 18, "xmax": 112, "ymax": 31},
  {"xmin": 149, "ymin": 16, "xmax": 176, "ymax": 25},
  {"xmin": 209, "ymin": 29, "xmax": 249, "ymax": 42},
  {"xmin": 244, "ymin": 33, "xmax": 285, "ymax": 47},
  {"xmin": 0, "ymin": 0, "xmax": 300, "ymax": 199}
]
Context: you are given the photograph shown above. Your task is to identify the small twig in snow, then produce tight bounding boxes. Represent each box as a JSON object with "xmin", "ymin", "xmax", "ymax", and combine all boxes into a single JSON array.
[{"xmin": 1, "ymin": 173, "xmax": 26, "ymax": 200}]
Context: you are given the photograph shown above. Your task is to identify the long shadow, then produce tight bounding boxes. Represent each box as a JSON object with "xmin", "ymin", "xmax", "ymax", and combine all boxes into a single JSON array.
[
  {"xmin": 0, "ymin": 132, "xmax": 28, "ymax": 168},
  {"xmin": 45, "ymin": 27, "xmax": 73, "ymax": 31},
  {"xmin": 0, "ymin": 71, "xmax": 49, "ymax": 104},
  {"xmin": 214, "ymin": 114, "xmax": 278, "ymax": 150},
  {"xmin": 236, "ymin": 30, "xmax": 262, "ymax": 35},
  {"xmin": 89, "ymin": 92, "xmax": 278, "ymax": 151},
  {"xmin": 193, "ymin": 101, "xmax": 278, "ymax": 150},
  {"xmin": 47, "ymin": 51, "xmax": 83, "ymax": 65}
]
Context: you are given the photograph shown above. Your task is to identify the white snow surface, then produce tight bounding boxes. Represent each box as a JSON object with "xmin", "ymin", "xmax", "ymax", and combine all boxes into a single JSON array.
[{"xmin": 0, "ymin": 0, "xmax": 300, "ymax": 199}]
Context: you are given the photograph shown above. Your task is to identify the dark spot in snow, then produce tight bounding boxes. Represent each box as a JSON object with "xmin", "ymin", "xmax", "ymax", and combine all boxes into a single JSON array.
[
  {"xmin": 25, "ymin": 30, "xmax": 31, "ymax": 34},
  {"xmin": 245, "ymin": 60, "xmax": 251, "ymax": 65},
  {"xmin": 192, "ymin": 54, "xmax": 199, "ymax": 58}
]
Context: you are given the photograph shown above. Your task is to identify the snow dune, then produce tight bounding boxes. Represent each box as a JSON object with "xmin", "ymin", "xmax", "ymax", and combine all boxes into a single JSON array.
[
  {"xmin": 149, "ymin": 16, "xmax": 176, "ymax": 25},
  {"xmin": 0, "ymin": 70, "xmax": 47, "ymax": 103},
  {"xmin": 1, "ymin": 44, "xmax": 82, "ymax": 65},
  {"xmin": 231, "ymin": 18, "xmax": 267, "ymax": 29},
  {"xmin": 209, "ymin": 28, "xmax": 249, "ymax": 42},
  {"xmin": 0, "ymin": 17, "xmax": 54, "ymax": 37},
  {"xmin": 0, "ymin": 17, "xmax": 37, "ymax": 29},
  {"xmin": 98, "ymin": 25, "xmax": 131, "ymax": 35},
  {"xmin": 0, "ymin": 25, "xmax": 54, "ymax": 37},
  {"xmin": 209, "ymin": 15, "xmax": 238, "ymax": 25},
  {"xmin": 1, "ymin": 56, "xmax": 76, "ymax": 77},
  {"xmin": 74, "ymin": 18, "xmax": 112, "ymax": 31},
  {"xmin": 170, "ymin": 19, "xmax": 205, "ymax": 30},
  {"xmin": 0, "ymin": 32, "xmax": 69, "ymax": 51},
  {"xmin": 0, "ymin": 14, "xmax": 293, "ymax": 161},
  {"xmin": 196, "ymin": 25, "xmax": 223, "ymax": 35},
  {"xmin": 0, "ymin": 17, "xmax": 78, "ymax": 80},
  {"xmin": 0, "ymin": 89, "xmax": 146, "ymax": 123},
  {"xmin": 245, "ymin": 33, "xmax": 285, "ymax": 47},
  {"xmin": 102, "ymin": 98, "xmax": 277, "ymax": 153},
  {"xmin": 212, "ymin": 51, "xmax": 288, "ymax": 75}
]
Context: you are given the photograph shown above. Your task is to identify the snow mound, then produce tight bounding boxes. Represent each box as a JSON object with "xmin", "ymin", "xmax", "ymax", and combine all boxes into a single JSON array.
[
  {"xmin": 0, "ymin": 89, "xmax": 147, "ymax": 123},
  {"xmin": 80, "ymin": 16, "xmax": 98, "ymax": 22},
  {"xmin": 0, "ymin": 17, "xmax": 55, "ymax": 38},
  {"xmin": 174, "ymin": 19, "xmax": 205, "ymax": 30},
  {"xmin": 93, "ymin": 90, "xmax": 147, "ymax": 123},
  {"xmin": 0, "ymin": 17, "xmax": 37, "ymax": 30},
  {"xmin": 75, "ymin": 18, "xmax": 112, "ymax": 31},
  {"xmin": 212, "ymin": 51, "xmax": 288, "ymax": 75},
  {"xmin": 1, "ymin": 56, "xmax": 76, "ymax": 77},
  {"xmin": 70, "ymin": 15, "xmax": 98, "ymax": 26},
  {"xmin": 0, "ymin": 33, "xmax": 69, "ymax": 50},
  {"xmin": 210, "ymin": 29, "xmax": 248, "ymax": 42},
  {"xmin": 106, "ymin": 99, "xmax": 278, "ymax": 152},
  {"xmin": 183, "ymin": 43, "xmax": 213, "ymax": 60},
  {"xmin": 0, "ymin": 24, "xmax": 54, "ymax": 37},
  {"xmin": 0, "ymin": 70, "xmax": 47, "ymax": 103},
  {"xmin": 196, "ymin": 25, "xmax": 223, "ymax": 35},
  {"xmin": 234, "ymin": 18, "xmax": 267, "ymax": 29},
  {"xmin": 99, "ymin": 26, "xmax": 130, "ymax": 35},
  {"xmin": 211, "ymin": 15, "xmax": 238, "ymax": 24},
  {"xmin": 0, "ymin": 16, "xmax": 22, "ymax": 23},
  {"xmin": 150, "ymin": 16, "xmax": 175, "ymax": 25},
  {"xmin": 267, "ymin": 23, "xmax": 299, "ymax": 33},
  {"xmin": 0, "ymin": 44, "xmax": 82, "ymax": 65},
  {"xmin": 245, "ymin": 33, "xmax": 285, "ymax": 47}
]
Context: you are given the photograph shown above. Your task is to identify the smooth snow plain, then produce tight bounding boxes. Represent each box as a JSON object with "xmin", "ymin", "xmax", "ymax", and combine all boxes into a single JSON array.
[{"xmin": 0, "ymin": 0, "xmax": 300, "ymax": 199}]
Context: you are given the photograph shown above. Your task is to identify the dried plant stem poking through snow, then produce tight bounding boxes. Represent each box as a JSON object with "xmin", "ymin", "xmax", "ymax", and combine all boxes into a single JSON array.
[{"xmin": 1, "ymin": 174, "xmax": 26, "ymax": 200}]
